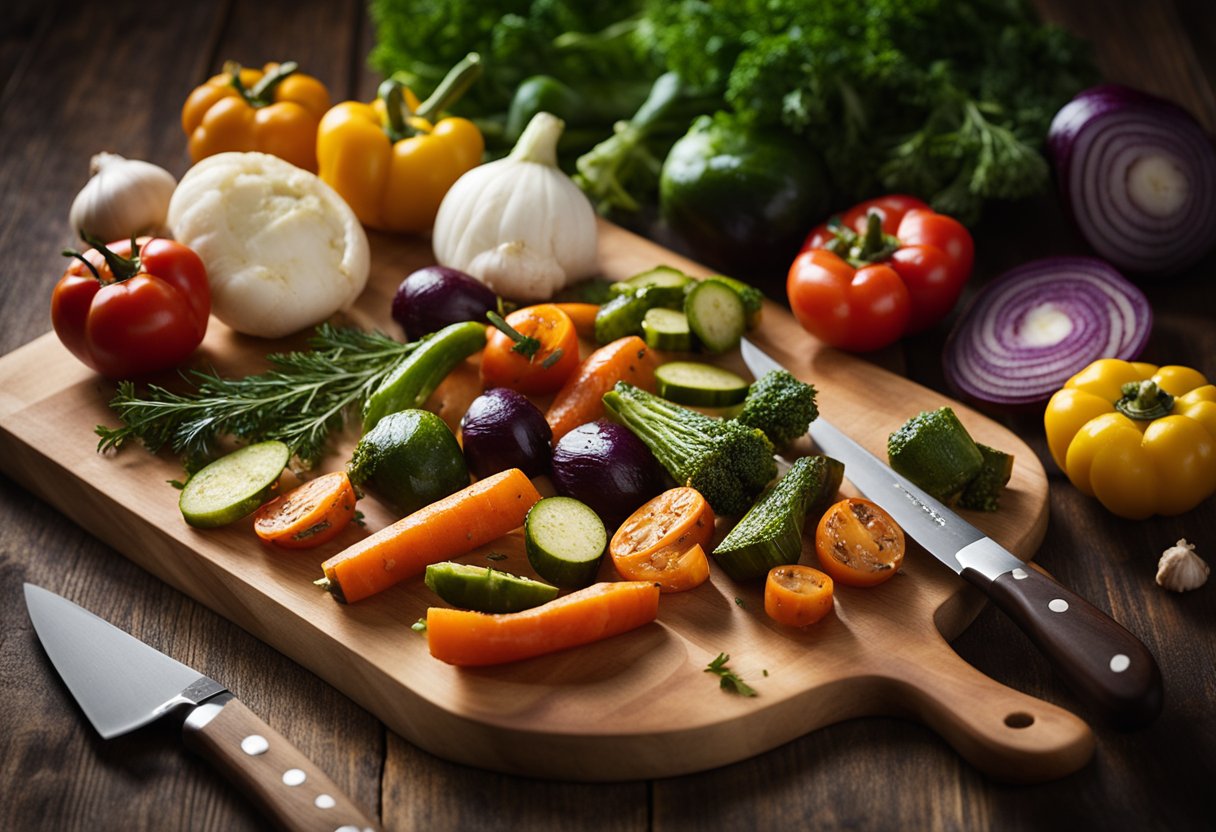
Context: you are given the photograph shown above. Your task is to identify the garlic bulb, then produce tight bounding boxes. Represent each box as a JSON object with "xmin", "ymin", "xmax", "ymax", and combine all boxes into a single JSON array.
[
  {"xmin": 1155, "ymin": 539, "xmax": 1209, "ymax": 592},
  {"xmin": 68, "ymin": 152, "xmax": 177, "ymax": 242},
  {"xmin": 432, "ymin": 112, "xmax": 598, "ymax": 302}
]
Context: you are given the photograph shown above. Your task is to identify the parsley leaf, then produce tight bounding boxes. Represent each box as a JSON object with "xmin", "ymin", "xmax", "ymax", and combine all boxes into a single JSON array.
[{"xmin": 705, "ymin": 652, "xmax": 757, "ymax": 697}]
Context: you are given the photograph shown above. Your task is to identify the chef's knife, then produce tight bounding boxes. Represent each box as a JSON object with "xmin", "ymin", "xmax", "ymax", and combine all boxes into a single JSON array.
[
  {"xmin": 740, "ymin": 338, "xmax": 1163, "ymax": 729},
  {"xmin": 23, "ymin": 583, "xmax": 379, "ymax": 832}
]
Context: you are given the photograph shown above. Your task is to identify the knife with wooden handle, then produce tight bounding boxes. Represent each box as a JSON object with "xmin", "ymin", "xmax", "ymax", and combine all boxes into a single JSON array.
[
  {"xmin": 23, "ymin": 583, "xmax": 379, "ymax": 832},
  {"xmin": 741, "ymin": 338, "xmax": 1163, "ymax": 729}
]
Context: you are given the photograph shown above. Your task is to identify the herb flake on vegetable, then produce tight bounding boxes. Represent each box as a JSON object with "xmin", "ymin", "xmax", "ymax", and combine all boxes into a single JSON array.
[{"xmin": 705, "ymin": 652, "xmax": 757, "ymax": 697}]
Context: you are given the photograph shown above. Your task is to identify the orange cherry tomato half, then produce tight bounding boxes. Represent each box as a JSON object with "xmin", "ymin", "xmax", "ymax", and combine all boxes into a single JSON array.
[
  {"xmin": 481, "ymin": 304, "xmax": 580, "ymax": 395},
  {"xmin": 613, "ymin": 542, "xmax": 711, "ymax": 593},
  {"xmin": 610, "ymin": 487, "xmax": 715, "ymax": 593},
  {"xmin": 765, "ymin": 564, "xmax": 834, "ymax": 627},
  {"xmin": 253, "ymin": 471, "xmax": 357, "ymax": 549},
  {"xmin": 814, "ymin": 498, "xmax": 906, "ymax": 587}
]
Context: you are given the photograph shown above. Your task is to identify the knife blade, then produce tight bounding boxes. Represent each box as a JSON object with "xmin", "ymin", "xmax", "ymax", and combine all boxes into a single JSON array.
[
  {"xmin": 740, "ymin": 338, "xmax": 1163, "ymax": 729},
  {"xmin": 24, "ymin": 583, "xmax": 379, "ymax": 832}
]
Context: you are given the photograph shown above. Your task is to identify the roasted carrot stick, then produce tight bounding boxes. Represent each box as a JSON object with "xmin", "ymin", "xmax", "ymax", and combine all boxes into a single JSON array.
[
  {"xmin": 546, "ymin": 336, "xmax": 658, "ymax": 441},
  {"xmin": 426, "ymin": 581, "xmax": 661, "ymax": 666},
  {"xmin": 552, "ymin": 302, "xmax": 600, "ymax": 341},
  {"xmin": 320, "ymin": 468, "xmax": 541, "ymax": 603}
]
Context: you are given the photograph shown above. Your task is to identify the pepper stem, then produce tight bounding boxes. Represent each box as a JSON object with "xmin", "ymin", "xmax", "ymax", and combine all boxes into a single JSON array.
[
  {"xmin": 226, "ymin": 60, "xmax": 298, "ymax": 108},
  {"xmin": 415, "ymin": 52, "xmax": 482, "ymax": 123},
  {"xmin": 1116, "ymin": 379, "xmax": 1175, "ymax": 420},
  {"xmin": 378, "ymin": 78, "xmax": 414, "ymax": 142},
  {"xmin": 824, "ymin": 211, "xmax": 903, "ymax": 267}
]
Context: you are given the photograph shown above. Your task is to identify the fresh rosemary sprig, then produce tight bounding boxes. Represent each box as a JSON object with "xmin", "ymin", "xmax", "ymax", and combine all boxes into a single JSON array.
[{"xmin": 95, "ymin": 325, "xmax": 419, "ymax": 465}]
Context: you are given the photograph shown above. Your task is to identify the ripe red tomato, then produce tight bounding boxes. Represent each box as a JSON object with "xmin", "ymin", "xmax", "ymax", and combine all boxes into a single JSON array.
[
  {"xmin": 787, "ymin": 249, "xmax": 911, "ymax": 353},
  {"xmin": 51, "ymin": 237, "xmax": 210, "ymax": 378},
  {"xmin": 793, "ymin": 195, "xmax": 974, "ymax": 348}
]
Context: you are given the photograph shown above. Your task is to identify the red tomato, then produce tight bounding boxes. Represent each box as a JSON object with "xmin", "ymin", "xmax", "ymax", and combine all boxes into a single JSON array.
[
  {"xmin": 795, "ymin": 195, "xmax": 974, "ymax": 345},
  {"xmin": 481, "ymin": 304, "xmax": 580, "ymax": 395},
  {"xmin": 786, "ymin": 249, "xmax": 911, "ymax": 353},
  {"xmin": 51, "ymin": 237, "xmax": 210, "ymax": 378}
]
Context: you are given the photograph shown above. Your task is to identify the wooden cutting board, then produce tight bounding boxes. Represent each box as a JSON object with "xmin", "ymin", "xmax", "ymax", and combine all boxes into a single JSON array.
[{"xmin": 0, "ymin": 220, "xmax": 1092, "ymax": 784}]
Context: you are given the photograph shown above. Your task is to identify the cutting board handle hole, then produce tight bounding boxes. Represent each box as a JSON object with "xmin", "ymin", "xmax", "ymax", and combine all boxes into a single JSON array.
[{"xmin": 1004, "ymin": 712, "xmax": 1035, "ymax": 729}]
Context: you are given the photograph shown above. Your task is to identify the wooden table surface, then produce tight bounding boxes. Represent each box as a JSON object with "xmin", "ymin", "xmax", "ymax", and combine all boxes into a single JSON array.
[{"xmin": 1, "ymin": 1, "xmax": 1213, "ymax": 829}]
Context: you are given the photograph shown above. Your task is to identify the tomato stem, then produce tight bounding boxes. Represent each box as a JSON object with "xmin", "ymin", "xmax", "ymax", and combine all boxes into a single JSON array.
[
  {"xmin": 486, "ymin": 310, "xmax": 563, "ymax": 366},
  {"xmin": 61, "ymin": 249, "xmax": 100, "ymax": 282},
  {"xmin": 823, "ymin": 211, "xmax": 902, "ymax": 267}
]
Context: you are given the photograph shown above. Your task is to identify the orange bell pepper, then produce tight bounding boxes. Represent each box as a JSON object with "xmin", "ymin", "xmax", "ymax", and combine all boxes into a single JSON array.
[
  {"xmin": 316, "ymin": 54, "xmax": 484, "ymax": 233},
  {"xmin": 181, "ymin": 61, "xmax": 330, "ymax": 172}
]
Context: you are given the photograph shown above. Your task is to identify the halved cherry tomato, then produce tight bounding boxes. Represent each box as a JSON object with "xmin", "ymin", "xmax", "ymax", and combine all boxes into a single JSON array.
[
  {"xmin": 614, "ymin": 543, "xmax": 710, "ymax": 593},
  {"xmin": 610, "ymin": 487, "xmax": 715, "ymax": 592},
  {"xmin": 765, "ymin": 564, "xmax": 834, "ymax": 627},
  {"xmin": 481, "ymin": 304, "xmax": 580, "ymax": 395},
  {"xmin": 254, "ymin": 471, "xmax": 357, "ymax": 549},
  {"xmin": 814, "ymin": 498, "xmax": 906, "ymax": 587}
]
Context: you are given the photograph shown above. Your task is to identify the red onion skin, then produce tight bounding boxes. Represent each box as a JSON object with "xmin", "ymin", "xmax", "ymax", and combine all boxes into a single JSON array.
[{"xmin": 1048, "ymin": 84, "xmax": 1216, "ymax": 277}]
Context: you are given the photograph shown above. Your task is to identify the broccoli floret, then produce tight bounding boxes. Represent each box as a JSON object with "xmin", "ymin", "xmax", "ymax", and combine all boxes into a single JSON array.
[
  {"xmin": 603, "ymin": 382, "xmax": 776, "ymax": 516},
  {"xmin": 735, "ymin": 370, "xmax": 819, "ymax": 446}
]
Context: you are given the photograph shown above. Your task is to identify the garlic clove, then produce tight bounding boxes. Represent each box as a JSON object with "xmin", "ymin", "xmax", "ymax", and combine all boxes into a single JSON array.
[
  {"xmin": 469, "ymin": 240, "xmax": 567, "ymax": 302},
  {"xmin": 68, "ymin": 152, "xmax": 177, "ymax": 243},
  {"xmin": 1155, "ymin": 538, "xmax": 1209, "ymax": 593}
]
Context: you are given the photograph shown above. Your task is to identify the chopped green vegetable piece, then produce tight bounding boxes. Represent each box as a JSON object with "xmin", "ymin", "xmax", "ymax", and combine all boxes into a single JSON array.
[
  {"xmin": 888, "ymin": 407, "xmax": 985, "ymax": 505},
  {"xmin": 705, "ymin": 652, "xmax": 757, "ymax": 697},
  {"xmin": 736, "ymin": 370, "xmax": 819, "ymax": 446},
  {"xmin": 959, "ymin": 443, "xmax": 1015, "ymax": 511}
]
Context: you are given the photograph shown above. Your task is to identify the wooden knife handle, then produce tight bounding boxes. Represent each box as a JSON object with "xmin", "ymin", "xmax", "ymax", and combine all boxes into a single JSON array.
[
  {"xmin": 182, "ymin": 694, "xmax": 379, "ymax": 832},
  {"xmin": 964, "ymin": 565, "xmax": 1163, "ymax": 729}
]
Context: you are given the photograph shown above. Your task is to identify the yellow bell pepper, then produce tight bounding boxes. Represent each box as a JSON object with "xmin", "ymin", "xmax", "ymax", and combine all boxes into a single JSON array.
[
  {"xmin": 1044, "ymin": 358, "xmax": 1216, "ymax": 519},
  {"xmin": 317, "ymin": 53, "xmax": 484, "ymax": 234},
  {"xmin": 181, "ymin": 61, "xmax": 330, "ymax": 172}
]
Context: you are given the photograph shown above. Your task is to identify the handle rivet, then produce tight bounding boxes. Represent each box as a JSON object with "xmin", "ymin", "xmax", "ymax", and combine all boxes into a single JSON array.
[
  {"xmin": 283, "ymin": 768, "xmax": 306, "ymax": 786},
  {"xmin": 1011, "ymin": 568, "xmax": 1028, "ymax": 580},
  {"xmin": 1048, "ymin": 598, "xmax": 1069, "ymax": 613},
  {"xmin": 1110, "ymin": 654, "xmax": 1131, "ymax": 673},
  {"xmin": 315, "ymin": 794, "xmax": 336, "ymax": 809},
  {"xmin": 240, "ymin": 735, "xmax": 269, "ymax": 756}
]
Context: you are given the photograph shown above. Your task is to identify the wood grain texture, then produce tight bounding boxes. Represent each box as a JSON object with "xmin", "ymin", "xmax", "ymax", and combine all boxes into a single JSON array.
[
  {"xmin": 0, "ymin": 0, "xmax": 1213, "ymax": 830},
  {"xmin": 0, "ymin": 219, "xmax": 1072, "ymax": 783}
]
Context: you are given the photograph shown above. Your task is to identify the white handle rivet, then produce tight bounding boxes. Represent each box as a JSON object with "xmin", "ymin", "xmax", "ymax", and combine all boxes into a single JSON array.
[
  {"xmin": 1110, "ymin": 654, "xmax": 1131, "ymax": 673},
  {"xmin": 241, "ymin": 735, "xmax": 269, "ymax": 756},
  {"xmin": 1011, "ymin": 568, "xmax": 1028, "ymax": 580},
  {"xmin": 283, "ymin": 768, "xmax": 306, "ymax": 786},
  {"xmin": 335, "ymin": 826, "xmax": 360, "ymax": 832},
  {"xmin": 315, "ymin": 794, "xmax": 336, "ymax": 809},
  {"xmin": 1048, "ymin": 598, "xmax": 1069, "ymax": 613}
]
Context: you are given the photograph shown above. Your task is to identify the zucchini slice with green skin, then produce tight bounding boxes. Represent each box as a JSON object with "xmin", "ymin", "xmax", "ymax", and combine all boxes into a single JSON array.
[
  {"xmin": 642, "ymin": 308, "xmax": 693, "ymax": 351},
  {"xmin": 179, "ymin": 441, "xmax": 290, "ymax": 528},
  {"xmin": 712, "ymin": 455, "xmax": 839, "ymax": 581},
  {"xmin": 684, "ymin": 279, "xmax": 745, "ymax": 354},
  {"xmin": 609, "ymin": 266, "xmax": 692, "ymax": 301},
  {"xmin": 424, "ymin": 561, "xmax": 559, "ymax": 613},
  {"xmin": 655, "ymin": 361, "xmax": 749, "ymax": 407},
  {"xmin": 706, "ymin": 275, "xmax": 763, "ymax": 329},
  {"xmin": 524, "ymin": 496, "xmax": 607, "ymax": 587}
]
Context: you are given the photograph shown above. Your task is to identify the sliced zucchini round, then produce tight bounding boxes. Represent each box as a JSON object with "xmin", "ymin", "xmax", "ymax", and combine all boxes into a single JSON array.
[
  {"xmin": 642, "ymin": 307, "xmax": 693, "ymax": 351},
  {"xmin": 684, "ymin": 279, "xmax": 745, "ymax": 353},
  {"xmin": 424, "ymin": 561, "xmax": 559, "ymax": 613},
  {"xmin": 655, "ymin": 361, "xmax": 749, "ymax": 407},
  {"xmin": 179, "ymin": 441, "xmax": 290, "ymax": 528},
  {"xmin": 524, "ymin": 496, "xmax": 607, "ymax": 588}
]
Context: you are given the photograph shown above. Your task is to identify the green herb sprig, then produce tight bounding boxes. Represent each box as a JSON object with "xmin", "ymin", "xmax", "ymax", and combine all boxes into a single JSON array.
[
  {"xmin": 95, "ymin": 325, "xmax": 418, "ymax": 465},
  {"xmin": 705, "ymin": 652, "xmax": 757, "ymax": 697}
]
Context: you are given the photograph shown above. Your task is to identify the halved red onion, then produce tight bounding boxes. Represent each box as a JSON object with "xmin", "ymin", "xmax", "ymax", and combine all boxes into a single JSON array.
[
  {"xmin": 943, "ymin": 257, "xmax": 1151, "ymax": 407},
  {"xmin": 1048, "ymin": 84, "xmax": 1216, "ymax": 277}
]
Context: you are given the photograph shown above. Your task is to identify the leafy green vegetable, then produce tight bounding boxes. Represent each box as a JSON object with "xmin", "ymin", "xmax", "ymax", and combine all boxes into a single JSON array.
[
  {"xmin": 96, "ymin": 326, "xmax": 420, "ymax": 465},
  {"xmin": 705, "ymin": 652, "xmax": 757, "ymax": 697},
  {"xmin": 645, "ymin": 0, "xmax": 1096, "ymax": 222}
]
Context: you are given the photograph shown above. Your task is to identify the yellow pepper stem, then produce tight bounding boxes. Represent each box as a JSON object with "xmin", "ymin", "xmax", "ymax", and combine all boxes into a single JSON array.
[
  {"xmin": 378, "ymin": 52, "xmax": 483, "ymax": 142},
  {"xmin": 1116, "ymin": 380, "xmax": 1175, "ymax": 420},
  {"xmin": 225, "ymin": 60, "xmax": 299, "ymax": 108}
]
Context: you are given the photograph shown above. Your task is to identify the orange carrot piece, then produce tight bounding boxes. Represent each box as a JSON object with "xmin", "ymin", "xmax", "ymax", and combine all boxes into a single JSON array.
[
  {"xmin": 321, "ymin": 468, "xmax": 541, "ymax": 603},
  {"xmin": 426, "ymin": 581, "xmax": 661, "ymax": 666},
  {"xmin": 546, "ymin": 335, "xmax": 658, "ymax": 441},
  {"xmin": 552, "ymin": 302, "xmax": 600, "ymax": 340}
]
